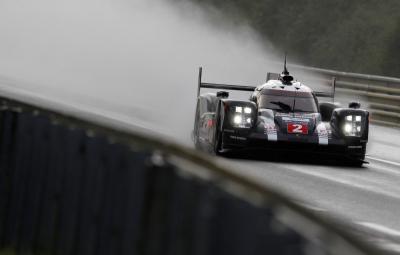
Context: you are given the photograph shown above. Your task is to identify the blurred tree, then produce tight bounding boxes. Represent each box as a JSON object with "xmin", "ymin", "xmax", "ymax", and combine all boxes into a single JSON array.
[{"xmin": 184, "ymin": 0, "xmax": 400, "ymax": 77}]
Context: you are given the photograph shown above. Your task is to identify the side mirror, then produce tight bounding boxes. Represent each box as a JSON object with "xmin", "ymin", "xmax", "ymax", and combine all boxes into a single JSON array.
[
  {"xmin": 249, "ymin": 94, "xmax": 257, "ymax": 102},
  {"xmin": 348, "ymin": 101, "xmax": 360, "ymax": 109},
  {"xmin": 216, "ymin": 91, "xmax": 229, "ymax": 98}
]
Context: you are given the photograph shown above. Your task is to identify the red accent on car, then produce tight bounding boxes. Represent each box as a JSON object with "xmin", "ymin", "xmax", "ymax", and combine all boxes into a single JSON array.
[
  {"xmin": 224, "ymin": 103, "xmax": 229, "ymax": 112},
  {"xmin": 287, "ymin": 123, "xmax": 308, "ymax": 134}
]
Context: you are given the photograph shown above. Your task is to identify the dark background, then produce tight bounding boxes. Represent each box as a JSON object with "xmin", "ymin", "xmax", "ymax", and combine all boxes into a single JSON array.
[{"xmin": 184, "ymin": 0, "xmax": 400, "ymax": 77}]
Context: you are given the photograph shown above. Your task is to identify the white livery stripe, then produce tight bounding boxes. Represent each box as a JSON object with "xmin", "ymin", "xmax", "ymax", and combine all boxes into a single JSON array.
[
  {"xmin": 316, "ymin": 123, "xmax": 328, "ymax": 145},
  {"xmin": 262, "ymin": 110, "xmax": 278, "ymax": 142},
  {"xmin": 264, "ymin": 125, "xmax": 277, "ymax": 141}
]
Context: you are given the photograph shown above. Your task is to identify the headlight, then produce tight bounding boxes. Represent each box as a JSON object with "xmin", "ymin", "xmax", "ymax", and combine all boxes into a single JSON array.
[
  {"xmin": 344, "ymin": 123, "xmax": 352, "ymax": 133},
  {"xmin": 342, "ymin": 115, "xmax": 362, "ymax": 136},
  {"xmin": 233, "ymin": 115, "xmax": 242, "ymax": 124},
  {"xmin": 232, "ymin": 106, "xmax": 254, "ymax": 128}
]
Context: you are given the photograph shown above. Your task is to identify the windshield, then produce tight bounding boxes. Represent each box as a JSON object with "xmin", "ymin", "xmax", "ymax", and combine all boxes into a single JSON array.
[{"xmin": 259, "ymin": 94, "xmax": 318, "ymax": 113}]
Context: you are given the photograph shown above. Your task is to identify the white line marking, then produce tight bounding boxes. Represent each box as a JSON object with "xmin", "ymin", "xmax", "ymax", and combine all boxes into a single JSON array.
[
  {"xmin": 282, "ymin": 164, "xmax": 400, "ymax": 199},
  {"xmin": 379, "ymin": 243, "xmax": 400, "ymax": 253},
  {"xmin": 358, "ymin": 221, "xmax": 400, "ymax": 237},
  {"xmin": 296, "ymin": 202, "xmax": 326, "ymax": 212},
  {"xmin": 367, "ymin": 156, "xmax": 400, "ymax": 168},
  {"xmin": 371, "ymin": 165, "xmax": 400, "ymax": 176}
]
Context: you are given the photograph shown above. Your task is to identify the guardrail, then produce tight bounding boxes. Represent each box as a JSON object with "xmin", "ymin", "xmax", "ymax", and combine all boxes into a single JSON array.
[
  {"xmin": 291, "ymin": 65, "xmax": 400, "ymax": 127},
  {"xmin": 0, "ymin": 87, "xmax": 389, "ymax": 254}
]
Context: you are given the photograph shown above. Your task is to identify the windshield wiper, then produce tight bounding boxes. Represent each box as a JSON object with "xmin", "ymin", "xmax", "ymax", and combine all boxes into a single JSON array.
[{"xmin": 270, "ymin": 101, "xmax": 292, "ymax": 112}]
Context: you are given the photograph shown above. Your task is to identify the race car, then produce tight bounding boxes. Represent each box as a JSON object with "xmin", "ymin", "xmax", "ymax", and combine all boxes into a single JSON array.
[{"xmin": 192, "ymin": 61, "xmax": 369, "ymax": 166}]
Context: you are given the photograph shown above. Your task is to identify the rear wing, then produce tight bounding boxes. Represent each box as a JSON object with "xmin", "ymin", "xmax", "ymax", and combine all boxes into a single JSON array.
[
  {"xmin": 267, "ymin": 72, "xmax": 336, "ymax": 100},
  {"xmin": 197, "ymin": 67, "xmax": 256, "ymax": 97},
  {"xmin": 197, "ymin": 67, "xmax": 336, "ymax": 102}
]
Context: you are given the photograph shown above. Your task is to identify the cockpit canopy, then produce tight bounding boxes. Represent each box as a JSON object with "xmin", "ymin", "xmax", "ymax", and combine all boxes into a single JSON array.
[{"xmin": 259, "ymin": 89, "xmax": 318, "ymax": 113}]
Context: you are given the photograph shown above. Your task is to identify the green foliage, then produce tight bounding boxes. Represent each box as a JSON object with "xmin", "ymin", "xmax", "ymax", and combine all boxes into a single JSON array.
[
  {"xmin": 189, "ymin": 0, "xmax": 400, "ymax": 77},
  {"xmin": 0, "ymin": 249, "xmax": 15, "ymax": 255}
]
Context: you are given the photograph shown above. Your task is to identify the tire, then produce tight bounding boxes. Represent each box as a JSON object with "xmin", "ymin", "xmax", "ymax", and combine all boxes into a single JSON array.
[
  {"xmin": 348, "ymin": 144, "xmax": 366, "ymax": 167},
  {"xmin": 193, "ymin": 132, "xmax": 201, "ymax": 150},
  {"xmin": 348, "ymin": 160, "xmax": 364, "ymax": 167},
  {"xmin": 214, "ymin": 131, "xmax": 222, "ymax": 155},
  {"xmin": 213, "ymin": 106, "xmax": 223, "ymax": 155},
  {"xmin": 193, "ymin": 100, "xmax": 201, "ymax": 150}
]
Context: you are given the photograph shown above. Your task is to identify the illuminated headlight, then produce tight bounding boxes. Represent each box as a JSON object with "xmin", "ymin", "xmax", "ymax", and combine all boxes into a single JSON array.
[
  {"xmin": 233, "ymin": 115, "xmax": 242, "ymax": 124},
  {"xmin": 344, "ymin": 123, "xmax": 352, "ymax": 133},
  {"xmin": 232, "ymin": 106, "xmax": 253, "ymax": 128},
  {"xmin": 343, "ymin": 115, "xmax": 362, "ymax": 136}
]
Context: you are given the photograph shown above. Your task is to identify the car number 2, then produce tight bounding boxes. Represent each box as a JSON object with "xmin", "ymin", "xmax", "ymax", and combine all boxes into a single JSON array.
[{"xmin": 287, "ymin": 123, "xmax": 308, "ymax": 134}]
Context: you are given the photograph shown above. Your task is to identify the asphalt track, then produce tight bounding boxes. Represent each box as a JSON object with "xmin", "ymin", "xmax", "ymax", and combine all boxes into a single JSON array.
[{"xmin": 218, "ymin": 124, "xmax": 400, "ymax": 252}]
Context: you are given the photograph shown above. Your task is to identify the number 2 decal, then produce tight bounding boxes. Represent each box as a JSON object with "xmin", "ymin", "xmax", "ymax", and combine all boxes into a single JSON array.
[
  {"xmin": 287, "ymin": 123, "xmax": 308, "ymax": 134},
  {"xmin": 292, "ymin": 124, "xmax": 303, "ymax": 133}
]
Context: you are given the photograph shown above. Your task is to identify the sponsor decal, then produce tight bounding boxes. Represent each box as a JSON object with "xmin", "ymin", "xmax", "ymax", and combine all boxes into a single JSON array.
[
  {"xmin": 264, "ymin": 123, "xmax": 277, "ymax": 141},
  {"xmin": 229, "ymin": 135, "xmax": 247, "ymax": 141},
  {"xmin": 282, "ymin": 117, "xmax": 310, "ymax": 123},
  {"xmin": 276, "ymin": 112, "xmax": 315, "ymax": 119},
  {"xmin": 348, "ymin": 145, "xmax": 362, "ymax": 149},
  {"xmin": 207, "ymin": 119, "xmax": 215, "ymax": 128}
]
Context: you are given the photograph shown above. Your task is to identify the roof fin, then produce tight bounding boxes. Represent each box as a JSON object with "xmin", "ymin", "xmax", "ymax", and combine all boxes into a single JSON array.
[
  {"xmin": 283, "ymin": 53, "xmax": 289, "ymax": 75},
  {"xmin": 280, "ymin": 53, "xmax": 294, "ymax": 85}
]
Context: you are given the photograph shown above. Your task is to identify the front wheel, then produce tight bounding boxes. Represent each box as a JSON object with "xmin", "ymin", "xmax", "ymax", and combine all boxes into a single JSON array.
[
  {"xmin": 193, "ymin": 131, "xmax": 201, "ymax": 150},
  {"xmin": 348, "ymin": 160, "xmax": 364, "ymax": 167},
  {"xmin": 214, "ymin": 130, "xmax": 223, "ymax": 155},
  {"xmin": 213, "ymin": 108, "xmax": 224, "ymax": 155},
  {"xmin": 347, "ymin": 144, "xmax": 366, "ymax": 167}
]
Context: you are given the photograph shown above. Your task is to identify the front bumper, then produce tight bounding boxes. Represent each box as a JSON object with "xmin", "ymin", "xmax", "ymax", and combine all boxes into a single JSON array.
[{"xmin": 222, "ymin": 131, "xmax": 367, "ymax": 160}]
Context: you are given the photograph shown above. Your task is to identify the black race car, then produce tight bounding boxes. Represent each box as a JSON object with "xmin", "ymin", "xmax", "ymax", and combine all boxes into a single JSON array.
[{"xmin": 192, "ymin": 62, "xmax": 369, "ymax": 166}]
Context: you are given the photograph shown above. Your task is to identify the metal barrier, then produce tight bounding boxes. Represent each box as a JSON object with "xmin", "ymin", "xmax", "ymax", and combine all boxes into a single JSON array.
[
  {"xmin": 290, "ymin": 65, "xmax": 400, "ymax": 127},
  {"xmin": 0, "ymin": 89, "xmax": 389, "ymax": 254}
]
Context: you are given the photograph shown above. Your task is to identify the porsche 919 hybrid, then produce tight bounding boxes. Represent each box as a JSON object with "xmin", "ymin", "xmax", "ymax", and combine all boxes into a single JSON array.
[{"xmin": 192, "ymin": 61, "xmax": 369, "ymax": 166}]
